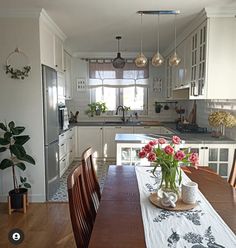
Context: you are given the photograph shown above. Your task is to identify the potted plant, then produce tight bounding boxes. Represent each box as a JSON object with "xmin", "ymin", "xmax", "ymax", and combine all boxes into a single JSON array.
[
  {"xmin": 86, "ymin": 102, "xmax": 107, "ymax": 116},
  {"xmin": 85, "ymin": 103, "xmax": 97, "ymax": 117},
  {"xmin": 155, "ymin": 102, "xmax": 163, "ymax": 113},
  {"xmin": 0, "ymin": 121, "xmax": 35, "ymax": 212},
  {"xmin": 95, "ymin": 102, "xmax": 107, "ymax": 115}
]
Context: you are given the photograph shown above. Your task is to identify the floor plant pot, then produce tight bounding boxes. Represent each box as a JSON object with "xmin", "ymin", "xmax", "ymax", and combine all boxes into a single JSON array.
[{"xmin": 8, "ymin": 188, "xmax": 28, "ymax": 214}]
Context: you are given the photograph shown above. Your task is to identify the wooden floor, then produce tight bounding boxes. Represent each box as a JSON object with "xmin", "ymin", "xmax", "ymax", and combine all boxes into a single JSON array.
[{"xmin": 0, "ymin": 202, "xmax": 76, "ymax": 248}]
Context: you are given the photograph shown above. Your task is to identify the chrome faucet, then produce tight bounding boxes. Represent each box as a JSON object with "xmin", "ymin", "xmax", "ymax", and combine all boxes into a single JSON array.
[{"xmin": 116, "ymin": 105, "xmax": 125, "ymax": 122}]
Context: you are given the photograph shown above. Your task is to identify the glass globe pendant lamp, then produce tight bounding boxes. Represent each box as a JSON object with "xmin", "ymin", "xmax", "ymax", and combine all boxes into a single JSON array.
[
  {"xmin": 152, "ymin": 15, "xmax": 164, "ymax": 67},
  {"xmin": 135, "ymin": 13, "xmax": 148, "ymax": 68},
  {"xmin": 169, "ymin": 14, "xmax": 181, "ymax": 66}
]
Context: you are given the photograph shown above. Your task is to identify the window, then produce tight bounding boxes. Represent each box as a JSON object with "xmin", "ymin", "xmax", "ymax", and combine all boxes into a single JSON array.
[
  {"xmin": 123, "ymin": 87, "xmax": 145, "ymax": 111},
  {"xmin": 91, "ymin": 86, "xmax": 147, "ymax": 112},
  {"xmin": 89, "ymin": 61, "xmax": 149, "ymax": 113},
  {"xmin": 94, "ymin": 87, "xmax": 117, "ymax": 111}
]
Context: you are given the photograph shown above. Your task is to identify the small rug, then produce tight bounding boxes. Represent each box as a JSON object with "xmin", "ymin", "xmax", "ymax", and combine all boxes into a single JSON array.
[{"xmin": 49, "ymin": 159, "xmax": 113, "ymax": 202}]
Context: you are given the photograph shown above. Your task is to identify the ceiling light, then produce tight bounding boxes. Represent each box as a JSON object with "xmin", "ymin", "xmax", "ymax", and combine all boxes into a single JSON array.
[
  {"xmin": 135, "ymin": 13, "xmax": 148, "ymax": 68},
  {"xmin": 112, "ymin": 36, "xmax": 125, "ymax": 69},
  {"xmin": 136, "ymin": 10, "xmax": 180, "ymax": 67},
  {"xmin": 152, "ymin": 14, "xmax": 164, "ymax": 67},
  {"xmin": 169, "ymin": 14, "xmax": 181, "ymax": 66}
]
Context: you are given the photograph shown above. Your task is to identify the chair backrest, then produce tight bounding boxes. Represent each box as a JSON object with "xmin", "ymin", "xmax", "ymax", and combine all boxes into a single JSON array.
[
  {"xmin": 81, "ymin": 147, "xmax": 101, "ymax": 212},
  {"xmin": 67, "ymin": 164, "xmax": 94, "ymax": 248},
  {"xmin": 228, "ymin": 150, "xmax": 236, "ymax": 188}
]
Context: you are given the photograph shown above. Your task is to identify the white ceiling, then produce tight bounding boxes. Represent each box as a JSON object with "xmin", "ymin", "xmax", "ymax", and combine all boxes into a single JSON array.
[{"xmin": 1, "ymin": 0, "xmax": 236, "ymax": 55}]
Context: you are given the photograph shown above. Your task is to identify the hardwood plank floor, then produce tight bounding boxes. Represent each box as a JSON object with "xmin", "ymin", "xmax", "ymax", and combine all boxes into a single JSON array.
[{"xmin": 0, "ymin": 203, "xmax": 76, "ymax": 248}]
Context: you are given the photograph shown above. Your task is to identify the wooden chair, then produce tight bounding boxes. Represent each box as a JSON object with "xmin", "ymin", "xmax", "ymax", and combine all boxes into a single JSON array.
[
  {"xmin": 81, "ymin": 147, "xmax": 101, "ymax": 213},
  {"xmin": 228, "ymin": 150, "xmax": 236, "ymax": 188},
  {"xmin": 67, "ymin": 164, "xmax": 94, "ymax": 248}
]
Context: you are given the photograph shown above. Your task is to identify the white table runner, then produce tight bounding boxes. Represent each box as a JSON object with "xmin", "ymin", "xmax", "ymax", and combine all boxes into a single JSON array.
[{"xmin": 135, "ymin": 166, "xmax": 236, "ymax": 248}]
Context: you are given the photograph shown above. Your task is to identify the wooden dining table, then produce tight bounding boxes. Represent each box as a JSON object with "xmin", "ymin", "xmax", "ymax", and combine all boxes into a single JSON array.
[{"xmin": 88, "ymin": 165, "xmax": 236, "ymax": 248}]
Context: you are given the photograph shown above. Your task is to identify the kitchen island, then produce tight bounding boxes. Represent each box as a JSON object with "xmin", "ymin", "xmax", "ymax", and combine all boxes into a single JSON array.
[{"xmin": 115, "ymin": 133, "xmax": 236, "ymax": 179}]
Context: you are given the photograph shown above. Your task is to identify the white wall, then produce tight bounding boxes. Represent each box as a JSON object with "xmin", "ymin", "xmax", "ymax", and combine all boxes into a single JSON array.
[
  {"xmin": 190, "ymin": 100, "xmax": 236, "ymax": 140},
  {"xmin": 0, "ymin": 17, "xmax": 45, "ymax": 202},
  {"xmin": 67, "ymin": 57, "xmax": 180, "ymax": 122}
]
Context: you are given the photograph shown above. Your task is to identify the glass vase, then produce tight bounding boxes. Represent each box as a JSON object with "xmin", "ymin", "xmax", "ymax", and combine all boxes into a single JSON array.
[{"xmin": 157, "ymin": 165, "xmax": 181, "ymax": 198}]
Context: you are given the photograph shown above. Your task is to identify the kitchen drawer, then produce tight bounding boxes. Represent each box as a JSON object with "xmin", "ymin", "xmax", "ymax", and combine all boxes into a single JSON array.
[
  {"xmin": 67, "ymin": 128, "xmax": 74, "ymax": 139},
  {"xmin": 59, "ymin": 156, "xmax": 67, "ymax": 177},
  {"xmin": 59, "ymin": 132, "xmax": 67, "ymax": 143},
  {"xmin": 59, "ymin": 140, "xmax": 67, "ymax": 160}
]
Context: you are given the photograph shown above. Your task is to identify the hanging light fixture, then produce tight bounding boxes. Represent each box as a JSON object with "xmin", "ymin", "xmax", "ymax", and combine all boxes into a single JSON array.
[
  {"xmin": 112, "ymin": 36, "xmax": 125, "ymax": 69},
  {"xmin": 135, "ymin": 13, "xmax": 148, "ymax": 68},
  {"xmin": 169, "ymin": 14, "xmax": 181, "ymax": 66},
  {"xmin": 152, "ymin": 14, "xmax": 164, "ymax": 67}
]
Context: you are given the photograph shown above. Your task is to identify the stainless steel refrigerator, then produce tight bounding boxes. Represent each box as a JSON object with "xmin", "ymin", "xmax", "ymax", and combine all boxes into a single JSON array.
[{"xmin": 42, "ymin": 65, "xmax": 59, "ymax": 200}]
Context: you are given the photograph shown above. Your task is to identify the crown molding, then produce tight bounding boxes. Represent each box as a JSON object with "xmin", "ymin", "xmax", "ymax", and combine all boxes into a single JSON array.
[
  {"xmin": 205, "ymin": 7, "xmax": 236, "ymax": 17},
  {"xmin": 40, "ymin": 8, "xmax": 67, "ymax": 41},
  {"xmin": 0, "ymin": 8, "xmax": 41, "ymax": 18}
]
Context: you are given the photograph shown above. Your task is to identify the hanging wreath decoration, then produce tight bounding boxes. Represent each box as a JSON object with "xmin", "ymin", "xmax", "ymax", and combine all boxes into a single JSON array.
[{"xmin": 5, "ymin": 48, "xmax": 31, "ymax": 79}]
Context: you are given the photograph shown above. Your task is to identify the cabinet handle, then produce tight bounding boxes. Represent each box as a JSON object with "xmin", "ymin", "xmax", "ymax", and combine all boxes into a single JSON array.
[
  {"xmin": 200, "ymin": 147, "xmax": 204, "ymax": 149},
  {"xmin": 61, "ymin": 144, "xmax": 64, "ymax": 147},
  {"xmin": 100, "ymin": 127, "xmax": 103, "ymax": 130},
  {"xmin": 205, "ymin": 147, "xmax": 208, "ymax": 149},
  {"xmin": 55, "ymin": 65, "xmax": 58, "ymax": 67},
  {"xmin": 64, "ymin": 69, "xmax": 66, "ymax": 72},
  {"xmin": 70, "ymin": 137, "xmax": 72, "ymax": 140},
  {"xmin": 61, "ymin": 134, "xmax": 64, "ymax": 137},
  {"xmin": 62, "ymin": 159, "xmax": 66, "ymax": 162},
  {"xmin": 70, "ymin": 129, "xmax": 72, "ymax": 131}
]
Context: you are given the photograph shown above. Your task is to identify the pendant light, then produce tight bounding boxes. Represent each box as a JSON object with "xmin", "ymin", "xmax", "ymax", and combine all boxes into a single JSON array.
[
  {"xmin": 169, "ymin": 14, "xmax": 181, "ymax": 66},
  {"xmin": 135, "ymin": 13, "xmax": 148, "ymax": 68},
  {"xmin": 112, "ymin": 36, "xmax": 125, "ymax": 69},
  {"xmin": 152, "ymin": 14, "xmax": 164, "ymax": 67}
]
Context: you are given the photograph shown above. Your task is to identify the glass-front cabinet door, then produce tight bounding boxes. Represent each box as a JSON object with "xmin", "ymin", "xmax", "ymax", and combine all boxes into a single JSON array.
[
  {"xmin": 116, "ymin": 143, "xmax": 149, "ymax": 166},
  {"xmin": 204, "ymin": 144, "xmax": 235, "ymax": 179}
]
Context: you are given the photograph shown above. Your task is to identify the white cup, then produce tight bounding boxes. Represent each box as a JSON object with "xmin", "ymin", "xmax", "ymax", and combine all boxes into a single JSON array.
[{"xmin": 181, "ymin": 181, "xmax": 198, "ymax": 204}]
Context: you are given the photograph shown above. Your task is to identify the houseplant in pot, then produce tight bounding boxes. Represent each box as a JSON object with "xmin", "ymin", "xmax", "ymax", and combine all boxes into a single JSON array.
[{"xmin": 0, "ymin": 121, "xmax": 35, "ymax": 212}]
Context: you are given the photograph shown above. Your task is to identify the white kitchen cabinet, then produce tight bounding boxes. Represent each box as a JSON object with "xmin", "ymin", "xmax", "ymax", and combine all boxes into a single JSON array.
[
  {"xmin": 57, "ymin": 72, "xmax": 65, "ymax": 102},
  {"xmin": 185, "ymin": 143, "xmax": 235, "ymax": 178},
  {"xmin": 184, "ymin": 35, "xmax": 192, "ymax": 86},
  {"xmin": 116, "ymin": 143, "xmax": 149, "ymax": 166},
  {"xmin": 165, "ymin": 13, "xmax": 236, "ymax": 99},
  {"xmin": 59, "ymin": 128, "xmax": 75, "ymax": 177},
  {"xmin": 40, "ymin": 22, "xmax": 54, "ymax": 68},
  {"xmin": 64, "ymin": 51, "xmax": 72, "ymax": 99},
  {"xmin": 54, "ymin": 35, "xmax": 64, "ymax": 72},
  {"xmin": 77, "ymin": 126, "xmax": 103, "ymax": 158},
  {"xmin": 165, "ymin": 56, "xmax": 173, "ymax": 99},
  {"xmin": 103, "ymin": 126, "xmax": 133, "ymax": 158},
  {"xmin": 39, "ymin": 13, "xmax": 66, "ymax": 71}
]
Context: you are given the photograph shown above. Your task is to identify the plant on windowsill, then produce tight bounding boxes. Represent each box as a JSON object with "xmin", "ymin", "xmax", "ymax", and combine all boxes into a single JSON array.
[
  {"xmin": 139, "ymin": 135, "xmax": 199, "ymax": 197},
  {"xmin": 0, "ymin": 121, "xmax": 35, "ymax": 213},
  {"xmin": 85, "ymin": 102, "xmax": 107, "ymax": 117}
]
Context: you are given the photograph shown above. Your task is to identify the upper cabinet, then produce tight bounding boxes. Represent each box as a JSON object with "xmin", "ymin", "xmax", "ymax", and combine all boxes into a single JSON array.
[
  {"xmin": 64, "ymin": 51, "xmax": 72, "ymax": 99},
  {"xmin": 39, "ymin": 10, "xmax": 66, "ymax": 72},
  {"xmin": 165, "ymin": 10, "xmax": 236, "ymax": 100},
  {"xmin": 54, "ymin": 35, "xmax": 64, "ymax": 72}
]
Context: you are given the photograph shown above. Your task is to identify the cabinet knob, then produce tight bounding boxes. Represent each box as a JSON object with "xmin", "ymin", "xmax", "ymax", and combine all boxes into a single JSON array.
[{"xmin": 55, "ymin": 65, "xmax": 58, "ymax": 67}]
